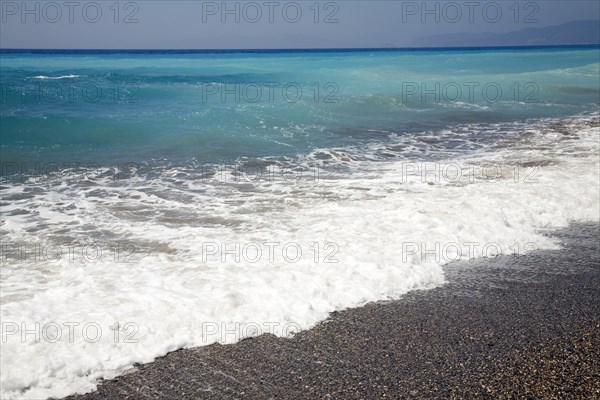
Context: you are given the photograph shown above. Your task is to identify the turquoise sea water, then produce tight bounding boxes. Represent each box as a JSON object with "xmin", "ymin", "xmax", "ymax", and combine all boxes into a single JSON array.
[{"xmin": 1, "ymin": 46, "xmax": 599, "ymax": 169}]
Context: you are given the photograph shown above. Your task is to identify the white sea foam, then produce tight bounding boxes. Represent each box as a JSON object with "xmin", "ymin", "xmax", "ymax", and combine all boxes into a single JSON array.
[
  {"xmin": 0, "ymin": 116, "xmax": 599, "ymax": 399},
  {"xmin": 30, "ymin": 75, "xmax": 81, "ymax": 80}
]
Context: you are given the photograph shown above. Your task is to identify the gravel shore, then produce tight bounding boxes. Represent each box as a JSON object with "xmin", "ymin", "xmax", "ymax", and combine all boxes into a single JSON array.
[{"xmin": 68, "ymin": 223, "xmax": 600, "ymax": 399}]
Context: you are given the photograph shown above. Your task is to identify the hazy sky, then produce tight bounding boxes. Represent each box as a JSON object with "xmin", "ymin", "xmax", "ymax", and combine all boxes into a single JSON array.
[{"xmin": 1, "ymin": 1, "xmax": 599, "ymax": 49}]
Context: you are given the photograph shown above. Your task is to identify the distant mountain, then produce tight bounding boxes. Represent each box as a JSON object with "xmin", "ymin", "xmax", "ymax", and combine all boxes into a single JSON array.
[{"xmin": 414, "ymin": 20, "xmax": 600, "ymax": 47}]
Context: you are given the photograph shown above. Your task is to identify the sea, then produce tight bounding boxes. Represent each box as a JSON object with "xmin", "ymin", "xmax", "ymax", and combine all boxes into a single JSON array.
[{"xmin": 1, "ymin": 46, "xmax": 599, "ymax": 399}]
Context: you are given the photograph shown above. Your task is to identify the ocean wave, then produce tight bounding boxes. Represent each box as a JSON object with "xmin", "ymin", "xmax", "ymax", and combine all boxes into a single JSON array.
[
  {"xmin": 30, "ymin": 74, "xmax": 81, "ymax": 80},
  {"xmin": 1, "ymin": 113, "xmax": 599, "ymax": 399}
]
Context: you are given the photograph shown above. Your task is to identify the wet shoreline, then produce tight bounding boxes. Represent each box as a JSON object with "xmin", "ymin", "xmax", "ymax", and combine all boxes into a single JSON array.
[{"xmin": 68, "ymin": 222, "xmax": 600, "ymax": 399}]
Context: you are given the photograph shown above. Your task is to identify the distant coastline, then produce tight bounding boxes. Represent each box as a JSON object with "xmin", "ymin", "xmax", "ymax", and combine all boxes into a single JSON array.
[{"xmin": 1, "ymin": 43, "xmax": 599, "ymax": 55}]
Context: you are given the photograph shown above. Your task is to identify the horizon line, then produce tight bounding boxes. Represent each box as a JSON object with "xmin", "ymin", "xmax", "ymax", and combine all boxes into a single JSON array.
[{"xmin": 1, "ymin": 44, "xmax": 599, "ymax": 54}]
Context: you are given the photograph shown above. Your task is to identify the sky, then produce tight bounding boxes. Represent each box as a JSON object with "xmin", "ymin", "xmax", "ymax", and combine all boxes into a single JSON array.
[{"xmin": 0, "ymin": 1, "xmax": 599, "ymax": 49}]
